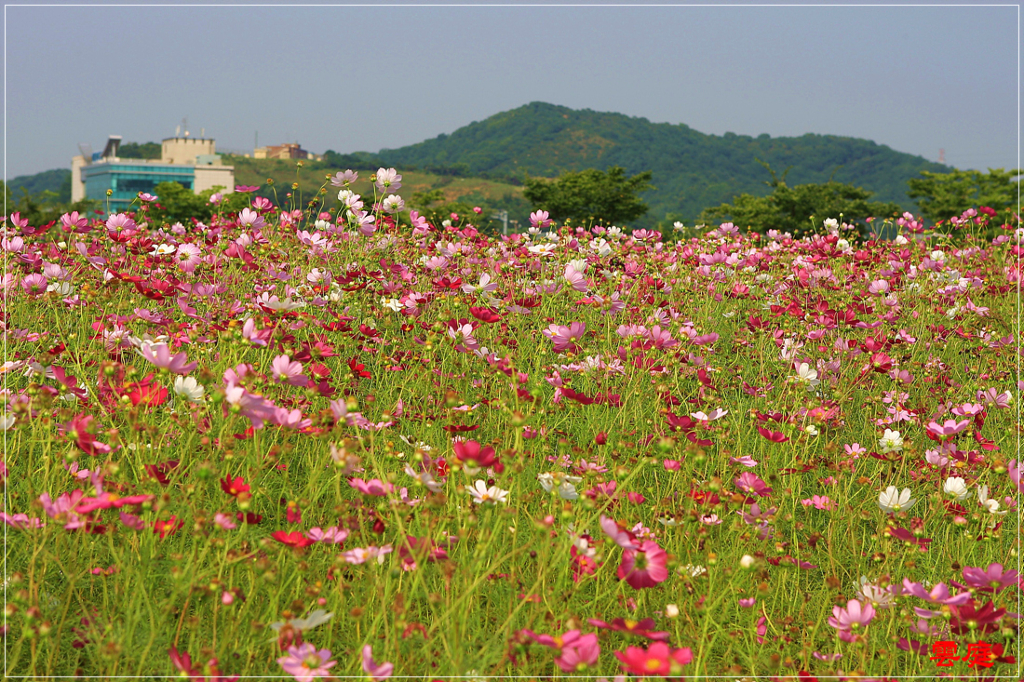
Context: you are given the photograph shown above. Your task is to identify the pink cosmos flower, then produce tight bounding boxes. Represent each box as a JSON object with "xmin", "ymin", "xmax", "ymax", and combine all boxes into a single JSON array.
[
  {"xmin": 1, "ymin": 512, "xmax": 43, "ymax": 529},
  {"xmin": 349, "ymin": 478, "xmax": 393, "ymax": 496},
  {"xmin": 614, "ymin": 642, "xmax": 692, "ymax": 677},
  {"xmin": 646, "ymin": 326, "xmax": 678, "ymax": 349},
  {"xmin": 223, "ymin": 385, "xmax": 278, "ymax": 429},
  {"xmin": 238, "ymin": 208, "xmax": 266, "ymax": 230},
  {"xmin": 959, "ymin": 563, "xmax": 1019, "ymax": 593},
  {"xmin": 21, "ymin": 273, "xmax": 48, "ymax": 296},
  {"xmin": 271, "ymin": 355, "xmax": 308, "ymax": 386},
  {"xmin": 564, "ymin": 264, "xmax": 588, "ymax": 292},
  {"xmin": 900, "ymin": 579, "xmax": 971, "ymax": 605},
  {"xmin": 600, "ymin": 515, "xmax": 639, "ymax": 549},
  {"xmin": 617, "ymin": 540, "xmax": 669, "ymax": 589},
  {"xmin": 361, "ymin": 644, "xmax": 393, "ymax": 681},
  {"xmin": 828, "ymin": 599, "xmax": 876, "ymax": 640},
  {"xmin": 175, "ymin": 244, "xmax": 202, "ymax": 273},
  {"xmin": 105, "ymin": 213, "xmax": 137, "ymax": 236},
  {"xmin": 277, "ymin": 642, "xmax": 336, "ymax": 682},
  {"xmin": 555, "ymin": 632, "xmax": 600, "ymax": 672},
  {"xmin": 926, "ymin": 419, "xmax": 970, "ymax": 438},
  {"xmin": 141, "ymin": 343, "xmax": 198, "ymax": 375},
  {"xmin": 734, "ymin": 472, "xmax": 773, "ymax": 497},
  {"xmin": 1009, "ymin": 459, "xmax": 1023, "ymax": 494},
  {"xmin": 800, "ymin": 495, "xmax": 834, "ymax": 510},
  {"xmin": 530, "ymin": 210, "xmax": 553, "ymax": 229},
  {"xmin": 60, "ymin": 211, "xmax": 90, "ymax": 233},
  {"xmin": 543, "ymin": 322, "xmax": 587, "ymax": 352},
  {"xmin": 305, "ymin": 526, "xmax": 349, "ymax": 544}
]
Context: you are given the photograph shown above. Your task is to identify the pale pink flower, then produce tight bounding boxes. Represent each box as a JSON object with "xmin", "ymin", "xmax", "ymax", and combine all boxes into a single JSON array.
[{"xmin": 271, "ymin": 355, "xmax": 308, "ymax": 386}]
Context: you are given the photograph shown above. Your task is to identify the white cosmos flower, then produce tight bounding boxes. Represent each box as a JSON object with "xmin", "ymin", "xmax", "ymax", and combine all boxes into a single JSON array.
[
  {"xmin": 791, "ymin": 362, "xmax": 820, "ymax": 390},
  {"xmin": 173, "ymin": 376, "xmax": 205, "ymax": 403},
  {"xmin": 527, "ymin": 243, "xmax": 557, "ymax": 256},
  {"xmin": 877, "ymin": 485, "xmax": 915, "ymax": 513},
  {"xmin": 467, "ymin": 480, "xmax": 509, "ymax": 505},
  {"xmin": 977, "ymin": 485, "xmax": 1007, "ymax": 515},
  {"xmin": 856, "ymin": 576, "xmax": 894, "ymax": 608},
  {"xmin": 381, "ymin": 297, "xmax": 403, "ymax": 312},
  {"xmin": 942, "ymin": 476, "xmax": 970, "ymax": 501},
  {"xmin": 879, "ymin": 429, "xmax": 904, "ymax": 453},
  {"xmin": 538, "ymin": 472, "xmax": 582, "ymax": 500},
  {"xmin": 0, "ymin": 414, "xmax": 15, "ymax": 431}
]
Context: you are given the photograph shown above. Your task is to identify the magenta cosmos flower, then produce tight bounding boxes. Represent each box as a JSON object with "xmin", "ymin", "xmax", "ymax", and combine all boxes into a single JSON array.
[
  {"xmin": 277, "ymin": 642, "xmax": 336, "ymax": 682},
  {"xmin": 958, "ymin": 563, "xmax": 1020, "ymax": 593},
  {"xmin": 617, "ymin": 540, "xmax": 669, "ymax": 589}
]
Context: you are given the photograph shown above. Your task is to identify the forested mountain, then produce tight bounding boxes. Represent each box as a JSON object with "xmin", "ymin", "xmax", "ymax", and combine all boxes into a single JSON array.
[
  {"xmin": 16, "ymin": 103, "xmax": 951, "ymax": 229},
  {"xmin": 341, "ymin": 101, "xmax": 949, "ymax": 227},
  {"xmin": 7, "ymin": 168, "xmax": 71, "ymax": 202}
]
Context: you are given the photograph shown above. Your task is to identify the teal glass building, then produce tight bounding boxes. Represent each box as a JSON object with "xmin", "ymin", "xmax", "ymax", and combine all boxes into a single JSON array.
[{"xmin": 81, "ymin": 163, "xmax": 196, "ymax": 210}]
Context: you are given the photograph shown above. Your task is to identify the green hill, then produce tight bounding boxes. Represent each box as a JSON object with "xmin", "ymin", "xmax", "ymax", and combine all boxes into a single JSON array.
[
  {"xmin": 14, "ymin": 103, "xmax": 951, "ymax": 230},
  {"xmin": 350, "ymin": 101, "xmax": 950, "ymax": 228},
  {"xmin": 7, "ymin": 168, "xmax": 71, "ymax": 202}
]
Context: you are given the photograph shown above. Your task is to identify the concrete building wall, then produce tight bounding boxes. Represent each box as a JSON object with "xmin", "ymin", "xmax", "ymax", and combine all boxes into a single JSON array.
[
  {"xmin": 71, "ymin": 155, "xmax": 88, "ymax": 203},
  {"xmin": 161, "ymin": 137, "xmax": 216, "ymax": 165},
  {"xmin": 193, "ymin": 165, "xmax": 235, "ymax": 195}
]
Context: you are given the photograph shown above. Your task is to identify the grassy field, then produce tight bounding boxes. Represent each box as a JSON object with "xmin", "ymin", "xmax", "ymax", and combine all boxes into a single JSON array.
[{"xmin": 2, "ymin": 191, "xmax": 1020, "ymax": 679}]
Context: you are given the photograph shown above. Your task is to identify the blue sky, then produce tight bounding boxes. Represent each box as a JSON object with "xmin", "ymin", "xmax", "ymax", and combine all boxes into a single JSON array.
[{"xmin": 4, "ymin": 2, "xmax": 1019, "ymax": 179}]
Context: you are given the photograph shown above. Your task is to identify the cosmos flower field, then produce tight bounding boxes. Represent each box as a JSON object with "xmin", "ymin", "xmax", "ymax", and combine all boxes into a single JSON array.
[{"xmin": 2, "ymin": 169, "xmax": 1021, "ymax": 679}]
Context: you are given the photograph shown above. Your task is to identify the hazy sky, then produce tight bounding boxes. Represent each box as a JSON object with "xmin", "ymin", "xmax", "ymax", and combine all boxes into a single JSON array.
[{"xmin": 4, "ymin": 2, "xmax": 1019, "ymax": 179}]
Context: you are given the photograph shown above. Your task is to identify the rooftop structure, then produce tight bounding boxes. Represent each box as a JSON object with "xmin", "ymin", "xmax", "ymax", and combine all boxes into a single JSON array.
[{"xmin": 72, "ymin": 132, "xmax": 235, "ymax": 211}]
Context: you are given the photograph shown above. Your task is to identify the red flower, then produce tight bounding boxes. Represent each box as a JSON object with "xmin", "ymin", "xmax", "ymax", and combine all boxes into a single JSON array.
[
  {"xmin": 145, "ymin": 460, "xmax": 180, "ymax": 486},
  {"xmin": 453, "ymin": 440, "xmax": 499, "ymax": 468},
  {"xmin": 588, "ymin": 617, "xmax": 670, "ymax": 641},
  {"xmin": 124, "ymin": 373, "xmax": 168, "ymax": 407},
  {"xmin": 347, "ymin": 357, "xmax": 371, "ymax": 379},
  {"xmin": 757, "ymin": 426, "xmax": 790, "ymax": 443},
  {"xmin": 152, "ymin": 515, "xmax": 184, "ymax": 539},
  {"xmin": 949, "ymin": 599, "xmax": 1007, "ymax": 635},
  {"xmin": 220, "ymin": 476, "xmax": 250, "ymax": 497},
  {"xmin": 442, "ymin": 424, "xmax": 480, "ymax": 433},
  {"xmin": 271, "ymin": 531, "xmax": 315, "ymax": 548},
  {"xmin": 614, "ymin": 642, "xmax": 692, "ymax": 677},
  {"xmin": 63, "ymin": 413, "xmax": 119, "ymax": 457},
  {"xmin": 469, "ymin": 306, "xmax": 502, "ymax": 323}
]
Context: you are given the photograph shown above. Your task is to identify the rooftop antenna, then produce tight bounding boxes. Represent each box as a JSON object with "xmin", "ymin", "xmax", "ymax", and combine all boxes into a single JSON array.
[
  {"xmin": 176, "ymin": 125, "xmax": 180, "ymax": 137},
  {"xmin": 939, "ymin": 148, "xmax": 946, "ymax": 164},
  {"xmin": 182, "ymin": 116, "xmax": 189, "ymax": 137},
  {"xmin": 201, "ymin": 128, "xmax": 205, "ymax": 138}
]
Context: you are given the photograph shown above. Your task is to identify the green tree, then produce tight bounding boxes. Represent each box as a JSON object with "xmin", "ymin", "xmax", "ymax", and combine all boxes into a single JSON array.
[
  {"xmin": 699, "ymin": 162, "xmax": 901, "ymax": 237},
  {"xmin": 906, "ymin": 168, "xmax": 1022, "ymax": 225},
  {"xmin": 0, "ymin": 180, "xmax": 100, "ymax": 228},
  {"xmin": 118, "ymin": 142, "xmax": 162, "ymax": 159},
  {"xmin": 148, "ymin": 182, "xmax": 250, "ymax": 223},
  {"xmin": 522, "ymin": 166, "xmax": 654, "ymax": 227}
]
